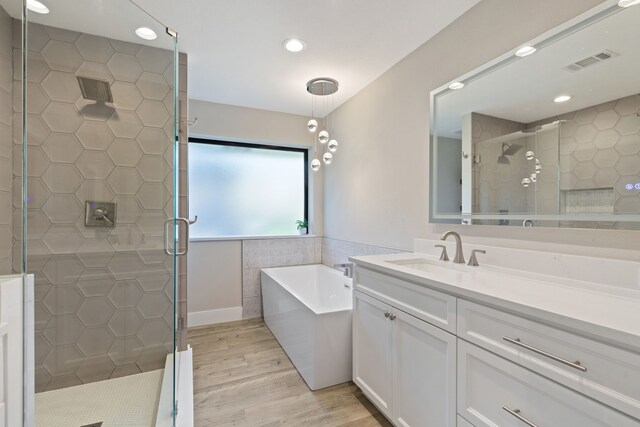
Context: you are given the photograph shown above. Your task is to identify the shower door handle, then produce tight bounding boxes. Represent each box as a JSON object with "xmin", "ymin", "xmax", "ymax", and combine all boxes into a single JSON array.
[
  {"xmin": 175, "ymin": 218, "xmax": 189, "ymax": 256},
  {"xmin": 164, "ymin": 217, "xmax": 196, "ymax": 256},
  {"xmin": 164, "ymin": 218, "xmax": 176, "ymax": 256},
  {"xmin": 164, "ymin": 218, "xmax": 190, "ymax": 256}
]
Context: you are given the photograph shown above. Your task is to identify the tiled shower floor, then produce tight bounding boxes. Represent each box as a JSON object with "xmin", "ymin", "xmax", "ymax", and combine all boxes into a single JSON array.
[{"xmin": 35, "ymin": 370, "xmax": 163, "ymax": 427}]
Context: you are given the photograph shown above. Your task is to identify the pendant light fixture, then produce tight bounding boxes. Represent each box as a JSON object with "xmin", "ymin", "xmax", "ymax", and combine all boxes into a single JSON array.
[{"xmin": 306, "ymin": 77, "xmax": 339, "ymax": 171}]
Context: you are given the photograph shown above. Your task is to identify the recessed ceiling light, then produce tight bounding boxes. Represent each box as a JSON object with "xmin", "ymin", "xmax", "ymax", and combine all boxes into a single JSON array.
[
  {"xmin": 618, "ymin": 0, "xmax": 640, "ymax": 7},
  {"xmin": 283, "ymin": 38, "xmax": 305, "ymax": 53},
  {"xmin": 135, "ymin": 27, "xmax": 157, "ymax": 41},
  {"xmin": 515, "ymin": 46, "xmax": 537, "ymax": 57},
  {"xmin": 449, "ymin": 82, "xmax": 465, "ymax": 90},
  {"xmin": 554, "ymin": 95, "xmax": 572, "ymax": 103},
  {"xmin": 27, "ymin": 0, "xmax": 49, "ymax": 14}
]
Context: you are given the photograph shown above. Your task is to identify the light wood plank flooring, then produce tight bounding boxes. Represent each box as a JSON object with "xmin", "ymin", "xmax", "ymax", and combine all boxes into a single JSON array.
[{"xmin": 189, "ymin": 318, "xmax": 392, "ymax": 426}]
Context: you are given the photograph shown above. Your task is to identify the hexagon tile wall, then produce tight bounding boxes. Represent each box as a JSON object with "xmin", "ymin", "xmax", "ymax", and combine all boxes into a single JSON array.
[
  {"xmin": 470, "ymin": 94, "xmax": 640, "ymax": 228},
  {"xmin": 11, "ymin": 20, "xmax": 188, "ymax": 392}
]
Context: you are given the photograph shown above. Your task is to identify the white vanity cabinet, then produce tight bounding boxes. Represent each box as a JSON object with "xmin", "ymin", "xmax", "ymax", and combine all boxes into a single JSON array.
[
  {"xmin": 352, "ymin": 264, "xmax": 640, "ymax": 427},
  {"xmin": 353, "ymin": 280, "xmax": 456, "ymax": 427}
]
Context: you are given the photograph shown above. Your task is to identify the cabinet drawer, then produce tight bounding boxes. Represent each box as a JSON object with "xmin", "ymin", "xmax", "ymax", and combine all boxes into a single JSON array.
[
  {"xmin": 458, "ymin": 300, "xmax": 640, "ymax": 420},
  {"xmin": 458, "ymin": 340, "xmax": 639, "ymax": 427},
  {"xmin": 355, "ymin": 267, "xmax": 456, "ymax": 333}
]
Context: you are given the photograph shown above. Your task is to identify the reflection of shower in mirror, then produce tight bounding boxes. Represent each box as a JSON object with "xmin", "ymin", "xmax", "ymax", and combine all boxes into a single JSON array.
[{"xmin": 497, "ymin": 143, "xmax": 522, "ymax": 164}]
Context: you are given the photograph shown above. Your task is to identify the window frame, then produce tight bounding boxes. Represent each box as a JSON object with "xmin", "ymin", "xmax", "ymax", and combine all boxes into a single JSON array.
[{"xmin": 188, "ymin": 137, "xmax": 310, "ymax": 237}]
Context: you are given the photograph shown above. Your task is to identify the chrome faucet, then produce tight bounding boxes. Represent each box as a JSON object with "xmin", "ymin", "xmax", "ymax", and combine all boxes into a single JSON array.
[
  {"xmin": 334, "ymin": 263, "xmax": 354, "ymax": 278},
  {"xmin": 441, "ymin": 231, "xmax": 465, "ymax": 264}
]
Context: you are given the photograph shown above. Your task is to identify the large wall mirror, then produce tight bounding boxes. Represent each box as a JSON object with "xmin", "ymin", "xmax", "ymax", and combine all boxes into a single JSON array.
[{"xmin": 430, "ymin": 0, "xmax": 640, "ymax": 229}]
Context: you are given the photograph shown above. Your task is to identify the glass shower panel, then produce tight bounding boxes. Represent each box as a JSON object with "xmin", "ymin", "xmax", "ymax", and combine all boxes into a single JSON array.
[
  {"xmin": 0, "ymin": 0, "xmax": 23, "ymax": 276},
  {"xmin": 16, "ymin": 0, "xmax": 179, "ymax": 424},
  {"xmin": 473, "ymin": 122, "xmax": 560, "ymax": 225},
  {"xmin": 528, "ymin": 124, "xmax": 561, "ymax": 218}
]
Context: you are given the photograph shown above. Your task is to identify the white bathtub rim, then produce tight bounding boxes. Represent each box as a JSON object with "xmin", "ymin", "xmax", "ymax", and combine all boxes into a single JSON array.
[{"xmin": 261, "ymin": 264, "xmax": 353, "ymax": 315}]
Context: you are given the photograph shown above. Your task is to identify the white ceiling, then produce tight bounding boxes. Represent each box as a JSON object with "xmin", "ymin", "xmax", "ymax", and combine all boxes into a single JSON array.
[
  {"xmin": 436, "ymin": 3, "xmax": 640, "ymax": 138},
  {"xmin": 131, "ymin": 0, "xmax": 481, "ymax": 115},
  {"xmin": 1, "ymin": 0, "xmax": 481, "ymax": 115}
]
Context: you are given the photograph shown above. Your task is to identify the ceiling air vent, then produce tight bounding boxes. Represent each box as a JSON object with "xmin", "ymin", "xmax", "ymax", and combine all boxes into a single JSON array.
[{"xmin": 563, "ymin": 50, "xmax": 617, "ymax": 72}]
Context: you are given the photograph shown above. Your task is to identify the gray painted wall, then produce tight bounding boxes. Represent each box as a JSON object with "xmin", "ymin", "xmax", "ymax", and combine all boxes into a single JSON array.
[
  {"xmin": 324, "ymin": 0, "xmax": 640, "ymax": 257},
  {"xmin": 435, "ymin": 136, "xmax": 462, "ymax": 218}
]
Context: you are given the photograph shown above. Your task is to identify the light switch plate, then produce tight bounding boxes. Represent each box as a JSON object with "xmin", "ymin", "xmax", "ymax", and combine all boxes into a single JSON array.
[{"xmin": 85, "ymin": 201, "xmax": 117, "ymax": 228}]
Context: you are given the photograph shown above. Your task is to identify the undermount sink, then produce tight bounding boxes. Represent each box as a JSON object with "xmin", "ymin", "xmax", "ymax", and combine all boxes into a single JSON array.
[{"xmin": 385, "ymin": 258, "xmax": 469, "ymax": 272}]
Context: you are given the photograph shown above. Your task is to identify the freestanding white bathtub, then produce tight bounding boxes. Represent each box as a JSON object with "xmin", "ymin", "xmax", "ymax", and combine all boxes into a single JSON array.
[{"xmin": 261, "ymin": 264, "xmax": 353, "ymax": 390}]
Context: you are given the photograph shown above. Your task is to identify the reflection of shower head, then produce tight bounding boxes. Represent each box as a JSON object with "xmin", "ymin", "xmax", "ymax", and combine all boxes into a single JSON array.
[
  {"xmin": 76, "ymin": 76, "xmax": 113, "ymax": 103},
  {"xmin": 497, "ymin": 143, "xmax": 522, "ymax": 164},
  {"xmin": 502, "ymin": 143, "xmax": 522, "ymax": 156}
]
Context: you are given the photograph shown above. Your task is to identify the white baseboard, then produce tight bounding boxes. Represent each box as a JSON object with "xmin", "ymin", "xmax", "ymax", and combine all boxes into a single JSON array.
[{"xmin": 187, "ymin": 306, "xmax": 243, "ymax": 327}]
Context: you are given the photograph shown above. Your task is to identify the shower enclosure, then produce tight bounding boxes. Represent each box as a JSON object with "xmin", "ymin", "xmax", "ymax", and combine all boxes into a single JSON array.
[
  {"xmin": 0, "ymin": 0, "xmax": 189, "ymax": 425},
  {"xmin": 472, "ymin": 121, "xmax": 561, "ymax": 225}
]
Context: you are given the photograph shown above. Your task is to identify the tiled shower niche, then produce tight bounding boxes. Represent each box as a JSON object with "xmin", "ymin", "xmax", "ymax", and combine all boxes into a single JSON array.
[{"xmin": 12, "ymin": 20, "xmax": 184, "ymax": 391}]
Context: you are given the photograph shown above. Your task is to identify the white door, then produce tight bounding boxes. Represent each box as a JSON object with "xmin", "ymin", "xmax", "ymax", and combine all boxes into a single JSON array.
[
  {"xmin": 392, "ymin": 309, "xmax": 457, "ymax": 427},
  {"xmin": 353, "ymin": 291, "xmax": 393, "ymax": 419}
]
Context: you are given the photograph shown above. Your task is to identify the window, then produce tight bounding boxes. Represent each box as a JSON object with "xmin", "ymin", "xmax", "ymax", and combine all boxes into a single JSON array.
[{"xmin": 188, "ymin": 139, "xmax": 308, "ymax": 238}]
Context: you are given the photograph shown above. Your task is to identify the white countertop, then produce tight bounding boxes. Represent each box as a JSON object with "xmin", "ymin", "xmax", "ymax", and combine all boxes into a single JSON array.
[{"xmin": 350, "ymin": 252, "xmax": 640, "ymax": 352}]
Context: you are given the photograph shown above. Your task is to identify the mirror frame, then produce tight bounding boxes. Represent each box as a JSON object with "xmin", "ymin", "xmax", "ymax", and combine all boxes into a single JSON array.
[{"xmin": 429, "ymin": 0, "xmax": 639, "ymax": 225}]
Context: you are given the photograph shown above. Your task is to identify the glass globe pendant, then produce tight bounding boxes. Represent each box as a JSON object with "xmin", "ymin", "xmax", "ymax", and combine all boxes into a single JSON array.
[
  {"xmin": 328, "ymin": 139, "xmax": 338, "ymax": 152},
  {"xmin": 521, "ymin": 178, "xmax": 531, "ymax": 188},
  {"xmin": 318, "ymin": 130, "xmax": 329, "ymax": 144},
  {"xmin": 307, "ymin": 119, "xmax": 318, "ymax": 132},
  {"xmin": 323, "ymin": 153, "xmax": 333, "ymax": 164},
  {"xmin": 310, "ymin": 158, "xmax": 321, "ymax": 171},
  {"xmin": 525, "ymin": 151, "xmax": 535, "ymax": 160}
]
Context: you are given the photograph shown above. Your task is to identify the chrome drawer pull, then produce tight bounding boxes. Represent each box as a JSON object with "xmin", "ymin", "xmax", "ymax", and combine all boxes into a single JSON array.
[
  {"xmin": 503, "ymin": 336, "xmax": 587, "ymax": 372},
  {"xmin": 502, "ymin": 406, "xmax": 540, "ymax": 427}
]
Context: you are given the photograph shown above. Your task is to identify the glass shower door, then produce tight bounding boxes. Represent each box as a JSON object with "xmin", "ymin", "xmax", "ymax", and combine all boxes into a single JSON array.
[
  {"xmin": 0, "ymin": 1, "xmax": 27, "ymax": 425},
  {"xmin": 473, "ymin": 122, "xmax": 561, "ymax": 225},
  {"xmin": 14, "ymin": 0, "xmax": 181, "ymax": 425}
]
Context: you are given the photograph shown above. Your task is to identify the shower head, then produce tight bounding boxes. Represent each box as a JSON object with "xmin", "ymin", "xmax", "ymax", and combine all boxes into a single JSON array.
[
  {"xmin": 497, "ymin": 143, "xmax": 522, "ymax": 164},
  {"xmin": 76, "ymin": 76, "xmax": 113, "ymax": 103},
  {"xmin": 501, "ymin": 143, "xmax": 522, "ymax": 156}
]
